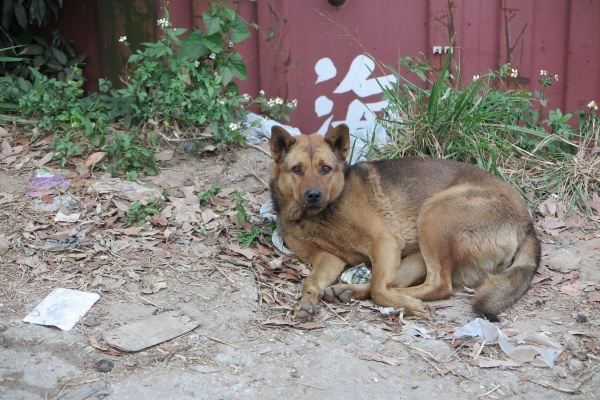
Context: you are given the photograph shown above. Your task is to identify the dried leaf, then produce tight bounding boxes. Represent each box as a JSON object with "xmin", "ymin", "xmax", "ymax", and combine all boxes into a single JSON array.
[
  {"xmin": 587, "ymin": 295, "xmax": 600, "ymax": 302},
  {"xmin": 538, "ymin": 197, "xmax": 557, "ymax": 217},
  {"xmin": 358, "ymin": 353, "xmax": 402, "ymax": 366},
  {"xmin": 114, "ymin": 227, "xmax": 140, "ymax": 236},
  {"xmin": 151, "ymin": 280, "xmax": 167, "ymax": 293},
  {"xmin": 36, "ymin": 152, "xmax": 55, "ymax": 167},
  {"xmin": 225, "ymin": 242, "xmax": 257, "ymax": 260},
  {"xmin": 560, "ymin": 284, "xmax": 581, "ymax": 296},
  {"xmin": 154, "ymin": 150, "xmax": 174, "ymax": 161},
  {"xmin": 295, "ymin": 322, "xmax": 326, "ymax": 330},
  {"xmin": 85, "ymin": 152, "xmax": 106, "ymax": 167},
  {"xmin": 89, "ymin": 336, "xmax": 122, "ymax": 356}
]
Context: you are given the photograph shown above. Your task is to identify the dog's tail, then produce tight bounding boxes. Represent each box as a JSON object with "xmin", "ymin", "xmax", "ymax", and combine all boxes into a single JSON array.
[{"xmin": 473, "ymin": 226, "xmax": 540, "ymax": 321}]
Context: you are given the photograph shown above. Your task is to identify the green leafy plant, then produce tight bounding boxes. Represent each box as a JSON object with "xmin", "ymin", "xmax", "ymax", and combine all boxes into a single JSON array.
[
  {"xmin": 198, "ymin": 184, "xmax": 221, "ymax": 203},
  {"xmin": 0, "ymin": 1, "xmax": 84, "ymax": 80},
  {"xmin": 112, "ymin": 2, "xmax": 251, "ymax": 144},
  {"xmin": 52, "ymin": 131, "xmax": 83, "ymax": 165},
  {"xmin": 230, "ymin": 190, "xmax": 248, "ymax": 225},
  {"xmin": 104, "ymin": 132, "xmax": 158, "ymax": 177},
  {"xmin": 121, "ymin": 197, "xmax": 164, "ymax": 226},
  {"xmin": 237, "ymin": 228, "xmax": 261, "ymax": 247}
]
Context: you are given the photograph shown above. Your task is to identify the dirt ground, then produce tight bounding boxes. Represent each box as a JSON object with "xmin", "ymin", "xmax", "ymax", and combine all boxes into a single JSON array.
[{"xmin": 0, "ymin": 134, "xmax": 599, "ymax": 400}]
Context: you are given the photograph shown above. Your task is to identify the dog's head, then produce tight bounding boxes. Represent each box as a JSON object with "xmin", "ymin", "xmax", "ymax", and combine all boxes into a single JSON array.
[{"xmin": 270, "ymin": 124, "xmax": 350, "ymax": 218}]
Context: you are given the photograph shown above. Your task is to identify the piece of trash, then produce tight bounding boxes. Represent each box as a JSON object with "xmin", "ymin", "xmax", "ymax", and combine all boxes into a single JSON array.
[
  {"xmin": 94, "ymin": 359, "xmax": 114, "ymax": 373},
  {"xmin": 340, "ymin": 264, "xmax": 371, "ymax": 284},
  {"xmin": 89, "ymin": 177, "xmax": 162, "ymax": 202},
  {"xmin": 103, "ymin": 312, "xmax": 199, "ymax": 352},
  {"xmin": 271, "ymin": 229, "xmax": 293, "ymax": 255},
  {"xmin": 402, "ymin": 324, "xmax": 431, "ymax": 339},
  {"xmin": 27, "ymin": 168, "xmax": 70, "ymax": 198},
  {"xmin": 259, "ymin": 199, "xmax": 277, "ymax": 222},
  {"xmin": 23, "ymin": 288, "xmax": 100, "ymax": 331},
  {"xmin": 54, "ymin": 380, "xmax": 109, "ymax": 400},
  {"xmin": 454, "ymin": 318, "xmax": 563, "ymax": 367},
  {"xmin": 33, "ymin": 194, "xmax": 77, "ymax": 213},
  {"xmin": 54, "ymin": 211, "xmax": 81, "ymax": 223},
  {"xmin": 243, "ymin": 112, "xmax": 302, "ymax": 145},
  {"xmin": 379, "ymin": 307, "xmax": 401, "ymax": 316}
]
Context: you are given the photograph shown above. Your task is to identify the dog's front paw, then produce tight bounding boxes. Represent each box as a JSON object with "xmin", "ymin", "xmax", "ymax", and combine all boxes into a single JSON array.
[
  {"xmin": 322, "ymin": 286, "xmax": 353, "ymax": 303},
  {"xmin": 410, "ymin": 304, "xmax": 433, "ymax": 319},
  {"xmin": 294, "ymin": 299, "xmax": 318, "ymax": 322}
]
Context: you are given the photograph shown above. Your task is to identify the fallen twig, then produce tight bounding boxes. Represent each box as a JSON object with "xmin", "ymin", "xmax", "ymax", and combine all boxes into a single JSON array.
[{"xmin": 206, "ymin": 336, "xmax": 239, "ymax": 349}]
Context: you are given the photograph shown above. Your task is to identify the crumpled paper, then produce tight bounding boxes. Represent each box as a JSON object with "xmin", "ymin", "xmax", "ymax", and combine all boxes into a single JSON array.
[{"xmin": 454, "ymin": 318, "xmax": 563, "ymax": 367}]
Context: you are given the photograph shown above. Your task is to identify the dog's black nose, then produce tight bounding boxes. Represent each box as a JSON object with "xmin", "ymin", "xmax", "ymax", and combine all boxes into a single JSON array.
[{"xmin": 305, "ymin": 190, "xmax": 322, "ymax": 203}]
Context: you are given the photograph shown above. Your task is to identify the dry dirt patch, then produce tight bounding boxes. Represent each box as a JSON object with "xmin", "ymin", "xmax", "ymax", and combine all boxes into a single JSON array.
[{"xmin": 0, "ymin": 135, "xmax": 599, "ymax": 399}]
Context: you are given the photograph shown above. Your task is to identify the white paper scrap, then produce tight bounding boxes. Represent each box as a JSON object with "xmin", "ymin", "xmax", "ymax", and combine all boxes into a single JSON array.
[{"xmin": 23, "ymin": 288, "xmax": 100, "ymax": 331}]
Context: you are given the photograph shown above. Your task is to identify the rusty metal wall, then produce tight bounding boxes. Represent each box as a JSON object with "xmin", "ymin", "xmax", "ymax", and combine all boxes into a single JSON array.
[{"xmin": 58, "ymin": 0, "xmax": 600, "ymax": 133}]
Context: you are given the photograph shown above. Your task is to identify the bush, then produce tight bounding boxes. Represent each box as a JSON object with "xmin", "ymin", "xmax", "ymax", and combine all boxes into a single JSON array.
[{"xmin": 7, "ymin": 1, "xmax": 296, "ymax": 179}]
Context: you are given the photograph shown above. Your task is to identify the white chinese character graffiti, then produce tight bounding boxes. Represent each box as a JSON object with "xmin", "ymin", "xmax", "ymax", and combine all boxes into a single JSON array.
[{"xmin": 314, "ymin": 55, "xmax": 397, "ymax": 135}]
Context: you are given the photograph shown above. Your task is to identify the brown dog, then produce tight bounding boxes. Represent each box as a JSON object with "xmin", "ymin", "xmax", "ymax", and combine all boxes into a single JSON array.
[{"xmin": 269, "ymin": 124, "xmax": 540, "ymax": 322}]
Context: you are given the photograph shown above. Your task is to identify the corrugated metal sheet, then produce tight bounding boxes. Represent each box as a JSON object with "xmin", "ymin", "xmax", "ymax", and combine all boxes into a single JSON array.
[{"xmin": 59, "ymin": 0, "xmax": 600, "ymax": 133}]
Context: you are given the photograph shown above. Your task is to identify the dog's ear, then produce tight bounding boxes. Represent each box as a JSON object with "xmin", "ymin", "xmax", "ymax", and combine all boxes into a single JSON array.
[
  {"xmin": 270, "ymin": 126, "xmax": 296, "ymax": 163},
  {"xmin": 324, "ymin": 124, "xmax": 350, "ymax": 162}
]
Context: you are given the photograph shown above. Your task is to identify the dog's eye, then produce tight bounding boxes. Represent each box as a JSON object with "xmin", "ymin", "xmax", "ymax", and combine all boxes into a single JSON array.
[
  {"xmin": 291, "ymin": 165, "xmax": 302, "ymax": 175},
  {"xmin": 321, "ymin": 165, "xmax": 332, "ymax": 175}
]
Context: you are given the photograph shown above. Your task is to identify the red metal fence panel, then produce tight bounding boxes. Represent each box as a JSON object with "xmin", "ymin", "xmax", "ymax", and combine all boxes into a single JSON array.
[{"xmin": 59, "ymin": 0, "xmax": 600, "ymax": 133}]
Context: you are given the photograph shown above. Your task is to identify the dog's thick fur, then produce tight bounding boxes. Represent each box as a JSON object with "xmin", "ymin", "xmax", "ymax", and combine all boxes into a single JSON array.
[{"xmin": 269, "ymin": 124, "xmax": 540, "ymax": 321}]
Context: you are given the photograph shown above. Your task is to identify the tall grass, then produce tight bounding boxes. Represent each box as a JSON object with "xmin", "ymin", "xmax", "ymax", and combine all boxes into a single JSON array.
[{"xmin": 373, "ymin": 52, "xmax": 599, "ymax": 218}]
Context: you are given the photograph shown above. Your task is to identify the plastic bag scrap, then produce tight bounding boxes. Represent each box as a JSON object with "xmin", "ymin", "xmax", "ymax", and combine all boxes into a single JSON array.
[
  {"xmin": 243, "ymin": 113, "xmax": 302, "ymax": 145},
  {"xmin": 27, "ymin": 168, "xmax": 70, "ymax": 198},
  {"xmin": 23, "ymin": 288, "xmax": 100, "ymax": 331},
  {"xmin": 454, "ymin": 318, "xmax": 563, "ymax": 368},
  {"xmin": 254, "ymin": 115, "xmax": 390, "ymax": 254},
  {"xmin": 340, "ymin": 264, "xmax": 371, "ymax": 284}
]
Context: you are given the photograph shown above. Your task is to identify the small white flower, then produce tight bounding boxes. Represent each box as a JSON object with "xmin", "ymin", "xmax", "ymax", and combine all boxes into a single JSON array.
[
  {"xmin": 119, "ymin": 36, "xmax": 127, "ymax": 42},
  {"xmin": 157, "ymin": 18, "xmax": 170, "ymax": 28},
  {"xmin": 259, "ymin": 90, "xmax": 265, "ymax": 96},
  {"xmin": 267, "ymin": 99, "xmax": 275, "ymax": 107},
  {"xmin": 588, "ymin": 100, "xmax": 598, "ymax": 111},
  {"xmin": 275, "ymin": 97, "xmax": 284, "ymax": 105},
  {"xmin": 510, "ymin": 68, "xmax": 518, "ymax": 78},
  {"xmin": 242, "ymin": 93, "xmax": 250, "ymax": 101},
  {"xmin": 194, "ymin": 60, "xmax": 200, "ymax": 67},
  {"xmin": 228, "ymin": 41, "xmax": 233, "ymax": 48},
  {"xmin": 540, "ymin": 69, "xmax": 547, "ymax": 76},
  {"xmin": 473, "ymin": 74, "xmax": 480, "ymax": 81},
  {"xmin": 229, "ymin": 123, "xmax": 239, "ymax": 131},
  {"xmin": 554, "ymin": 74, "xmax": 559, "ymax": 81},
  {"xmin": 209, "ymin": 53, "xmax": 216, "ymax": 60},
  {"xmin": 219, "ymin": 100, "xmax": 225, "ymax": 105},
  {"xmin": 214, "ymin": 72, "xmax": 218, "ymax": 77}
]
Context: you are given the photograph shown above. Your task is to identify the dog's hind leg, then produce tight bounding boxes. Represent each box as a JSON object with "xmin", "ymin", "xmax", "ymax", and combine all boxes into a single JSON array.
[{"xmin": 324, "ymin": 252, "xmax": 427, "ymax": 304}]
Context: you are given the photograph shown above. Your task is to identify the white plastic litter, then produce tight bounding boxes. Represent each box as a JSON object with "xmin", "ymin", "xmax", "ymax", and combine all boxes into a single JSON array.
[
  {"xmin": 454, "ymin": 318, "xmax": 563, "ymax": 367},
  {"xmin": 243, "ymin": 113, "xmax": 302, "ymax": 145},
  {"xmin": 402, "ymin": 324, "xmax": 431, "ymax": 339},
  {"xmin": 23, "ymin": 288, "xmax": 100, "ymax": 331},
  {"xmin": 340, "ymin": 264, "xmax": 371, "ymax": 284}
]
